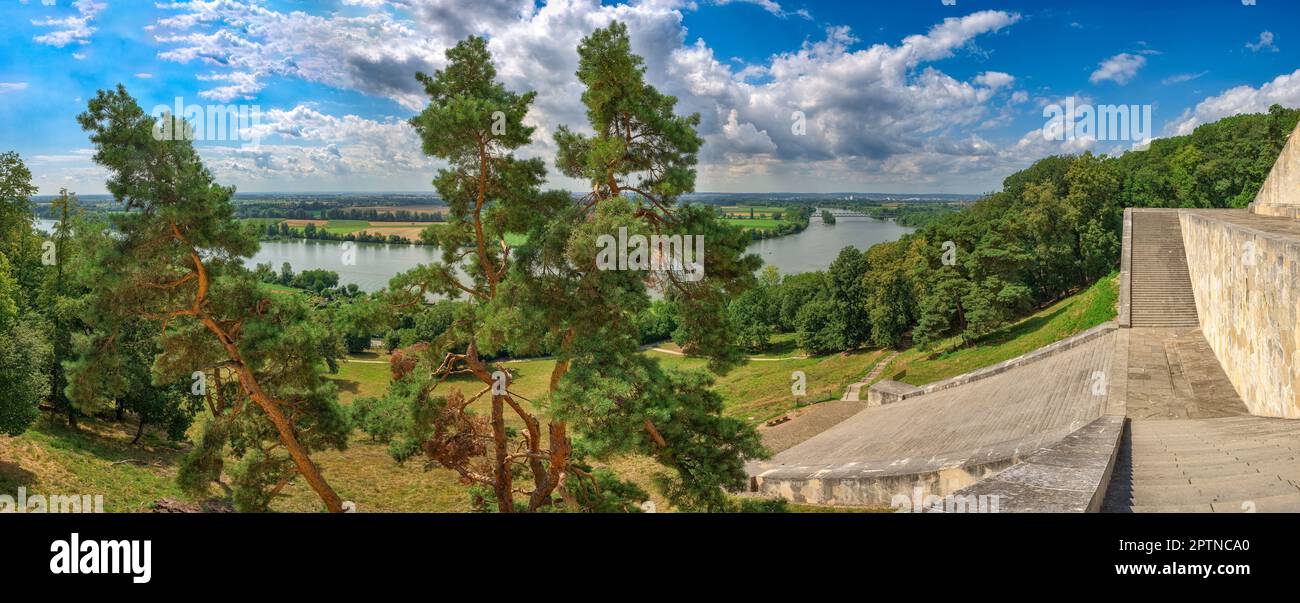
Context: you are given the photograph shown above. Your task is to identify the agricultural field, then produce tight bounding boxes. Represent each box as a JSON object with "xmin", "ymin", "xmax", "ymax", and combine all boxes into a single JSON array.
[
  {"xmin": 719, "ymin": 206, "xmax": 797, "ymax": 232},
  {"xmin": 349, "ymin": 205, "xmax": 447, "ymax": 216}
]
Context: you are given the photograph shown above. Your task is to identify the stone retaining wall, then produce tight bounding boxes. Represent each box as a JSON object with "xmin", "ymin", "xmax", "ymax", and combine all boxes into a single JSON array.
[{"xmin": 1180, "ymin": 211, "xmax": 1300, "ymax": 418}]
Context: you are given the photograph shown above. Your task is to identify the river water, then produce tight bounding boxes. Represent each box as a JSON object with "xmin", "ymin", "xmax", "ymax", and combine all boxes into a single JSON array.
[{"xmin": 37, "ymin": 210, "xmax": 915, "ymax": 292}]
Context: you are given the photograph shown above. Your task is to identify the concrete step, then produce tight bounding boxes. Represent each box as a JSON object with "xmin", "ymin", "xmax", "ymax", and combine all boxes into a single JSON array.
[
  {"xmin": 1128, "ymin": 479, "xmax": 1300, "ymax": 506},
  {"xmin": 1210, "ymin": 493, "xmax": 1300, "ymax": 512},
  {"xmin": 1126, "ymin": 503, "xmax": 1215, "ymax": 513}
]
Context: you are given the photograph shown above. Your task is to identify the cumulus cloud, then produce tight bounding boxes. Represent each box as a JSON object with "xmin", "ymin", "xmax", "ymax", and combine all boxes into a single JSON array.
[
  {"xmin": 1089, "ymin": 53, "xmax": 1145, "ymax": 85},
  {"xmin": 1168, "ymin": 69, "xmax": 1300, "ymax": 136},
  {"xmin": 149, "ymin": 1, "xmax": 1033, "ymax": 192},
  {"xmin": 153, "ymin": 2, "xmax": 450, "ymax": 108},
  {"xmin": 31, "ymin": 0, "xmax": 105, "ymax": 48},
  {"xmin": 205, "ymin": 104, "xmax": 433, "ymax": 182}
]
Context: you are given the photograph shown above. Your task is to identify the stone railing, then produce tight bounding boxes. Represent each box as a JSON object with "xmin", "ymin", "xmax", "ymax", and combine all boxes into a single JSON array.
[
  {"xmin": 1118, "ymin": 208, "xmax": 1132, "ymax": 327},
  {"xmin": 864, "ymin": 321, "xmax": 1118, "ymax": 406},
  {"xmin": 1250, "ymin": 121, "xmax": 1300, "ymax": 219},
  {"xmin": 943, "ymin": 415, "xmax": 1124, "ymax": 513}
]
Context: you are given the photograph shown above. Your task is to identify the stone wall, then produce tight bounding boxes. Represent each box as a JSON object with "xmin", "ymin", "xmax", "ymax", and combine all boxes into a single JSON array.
[
  {"xmin": 1250, "ymin": 121, "xmax": 1300, "ymax": 219},
  {"xmin": 1180, "ymin": 210, "xmax": 1300, "ymax": 418}
]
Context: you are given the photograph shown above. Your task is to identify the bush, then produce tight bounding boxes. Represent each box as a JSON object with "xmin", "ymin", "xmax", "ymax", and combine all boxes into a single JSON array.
[{"xmin": 351, "ymin": 395, "xmax": 408, "ymax": 442}]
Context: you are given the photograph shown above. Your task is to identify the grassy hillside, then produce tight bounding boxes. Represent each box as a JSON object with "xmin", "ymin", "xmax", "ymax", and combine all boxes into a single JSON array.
[
  {"xmin": 0, "ymin": 275, "xmax": 1115, "ymax": 512},
  {"xmin": 877, "ymin": 272, "xmax": 1118, "ymax": 386}
]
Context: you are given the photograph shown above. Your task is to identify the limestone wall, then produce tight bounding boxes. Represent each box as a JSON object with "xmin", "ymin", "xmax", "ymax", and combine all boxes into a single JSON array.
[
  {"xmin": 1250, "ymin": 121, "xmax": 1300, "ymax": 219},
  {"xmin": 1180, "ymin": 210, "xmax": 1300, "ymax": 418}
]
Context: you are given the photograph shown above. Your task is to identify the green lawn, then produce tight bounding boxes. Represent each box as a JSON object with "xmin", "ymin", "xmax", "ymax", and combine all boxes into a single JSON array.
[
  {"xmin": 323, "ymin": 219, "xmax": 371, "ymax": 235},
  {"xmin": 650, "ymin": 346, "xmax": 884, "ymax": 424},
  {"xmin": 724, "ymin": 218, "xmax": 787, "ymax": 231},
  {"xmin": 876, "ymin": 272, "xmax": 1119, "ymax": 387}
]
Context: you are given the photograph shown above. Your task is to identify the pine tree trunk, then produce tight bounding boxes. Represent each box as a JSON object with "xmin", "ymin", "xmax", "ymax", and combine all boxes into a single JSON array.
[
  {"xmin": 202, "ymin": 317, "xmax": 344, "ymax": 513},
  {"xmin": 490, "ymin": 395, "xmax": 513, "ymax": 512}
]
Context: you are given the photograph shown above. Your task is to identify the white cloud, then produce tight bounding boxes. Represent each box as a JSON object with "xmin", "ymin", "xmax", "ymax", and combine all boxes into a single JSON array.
[
  {"xmin": 1162, "ymin": 71, "xmax": 1207, "ymax": 86},
  {"xmin": 713, "ymin": 0, "xmax": 812, "ymax": 20},
  {"xmin": 1168, "ymin": 69, "xmax": 1300, "ymax": 136},
  {"xmin": 0, "ymin": 82, "xmax": 30, "ymax": 94},
  {"xmin": 149, "ymin": 2, "xmax": 1033, "ymax": 192},
  {"xmin": 1246, "ymin": 31, "xmax": 1278, "ymax": 53},
  {"xmin": 206, "ymin": 104, "xmax": 433, "ymax": 182},
  {"xmin": 31, "ymin": 0, "xmax": 106, "ymax": 48},
  {"xmin": 153, "ymin": 2, "xmax": 452, "ymax": 109},
  {"xmin": 1089, "ymin": 53, "xmax": 1145, "ymax": 85}
]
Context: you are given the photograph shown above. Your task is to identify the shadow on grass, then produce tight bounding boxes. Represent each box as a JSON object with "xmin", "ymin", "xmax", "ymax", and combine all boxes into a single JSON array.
[
  {"xmin": 0, "ymin": 461, "xmax": 37, "ymax": 492},
  {"xmin": 328, "ymin": 378, "xmax": 362, "ymax": 397},
  {"xmin": 761, "ymin": 337, "xmax": 800, "ymax": 357},
  {"xmin": 34, "ymin": 417, "xmax": 182, "ymax": 468}
]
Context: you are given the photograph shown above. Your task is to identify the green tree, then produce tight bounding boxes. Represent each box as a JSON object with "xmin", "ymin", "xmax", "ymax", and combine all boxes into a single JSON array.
[
  {"xmin": 795, "ymin": 296, "xmax": 844, "ymax": 356},
  {"xmin": 0, "ymin": 153, "xmax": 50, "ymax": 437},
  {"xmin": 389, "ymin": 28, "xmax": 765, "ymax": 513},
  {"xmin": 912, "ymin": 263, "xmax": 968, "ymax": 350},
  {"xmin": 39, "ymin": 189, "xmax": 84, "ymax": 427},
  {"xmin": 826, "ymin": 246, "xmax": 871, "ymax": 351},
  {"xmin": 69, "ymin": 85, "xmax": 349, "ymax": 512},
  {"xmin": 0, "ymin": 151, "xmax": 38, "ymax": 253},
  {"xmin": 729, "ymin": 286, "xmax": 774, "ymax": 352},
  {"xmin": 0, "ymin": 253, "xmax": 50, "ymax": 436},
  {"xmin": 862, "ymin": 240, "xmax": 915, "ymax": 349}
]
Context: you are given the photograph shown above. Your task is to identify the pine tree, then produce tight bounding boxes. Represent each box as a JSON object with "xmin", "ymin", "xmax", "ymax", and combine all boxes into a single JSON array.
[
  {"xmin": 390, "ymin": 27, "xmax": 766, "ymax": 512},
  {"xmin": 70, "ymin": 86, "xmax": 350, "ymax": 512}
]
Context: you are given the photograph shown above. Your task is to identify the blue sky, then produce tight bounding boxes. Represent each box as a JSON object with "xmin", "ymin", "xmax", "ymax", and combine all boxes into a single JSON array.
[{"xmin": 1, "ymin": 0, "xmax": 1297, "ymax": 195}]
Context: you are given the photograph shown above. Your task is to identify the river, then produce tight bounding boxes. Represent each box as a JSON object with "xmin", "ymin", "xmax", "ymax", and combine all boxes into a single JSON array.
[{"xmin": 37, "ymin": 210, "xmax": 915, "ymax": 292}]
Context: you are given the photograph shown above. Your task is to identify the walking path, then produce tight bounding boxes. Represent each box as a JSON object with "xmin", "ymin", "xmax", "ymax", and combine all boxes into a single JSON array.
[{"xmin": 840, "ymin": 351, "xmax": 899, "ymax": 402}]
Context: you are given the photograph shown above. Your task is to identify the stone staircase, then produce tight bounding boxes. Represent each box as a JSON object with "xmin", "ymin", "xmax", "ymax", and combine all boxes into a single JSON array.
[
  {"xmin": 1103, "ymin": 417, "xmax": 1300, "ymax": 512},
  {"xmin": 1106, "ymin": 209, "xmax": 1300, "ymax": 512},
  {"xmin": 841, "ymin": 350, "xmax": 899, "ymax": 402},
  {"xmin": 1129, "ymin": 211, "xmax": 1199, "ymax": 327}
]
